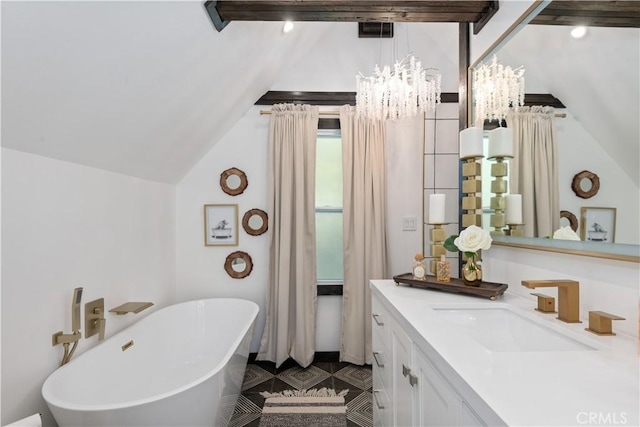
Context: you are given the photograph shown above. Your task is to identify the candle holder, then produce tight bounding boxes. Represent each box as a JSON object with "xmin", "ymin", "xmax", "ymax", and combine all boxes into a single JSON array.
[
  {"xmin": 461, "ymin": 156, "xmax": 483, "ymax": 228},
  {"xmin": 428, "ymin": 222, "xmax": 449, "ymax": 275},
  {"xmin": 488, "ymin": 155, "xmax": 511, "ymax": 235},
  {"xmin": 506, "ymin": 223, "xmax": 525, "ymax": 236}
]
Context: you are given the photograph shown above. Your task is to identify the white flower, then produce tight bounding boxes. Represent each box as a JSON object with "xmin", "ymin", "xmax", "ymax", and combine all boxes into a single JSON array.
[
  {"xmin": 553, "ymin": 225, "xmax": 581, "ymax": 241},
  {"xmin": 454, "ymin": 225, "xmax": 492, "ymax": 253}
]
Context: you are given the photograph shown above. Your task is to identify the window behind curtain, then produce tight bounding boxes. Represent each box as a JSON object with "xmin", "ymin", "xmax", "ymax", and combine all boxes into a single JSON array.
[{"xmin": 316, "ymin": 129, "xmax": 343, "ymax": 284}]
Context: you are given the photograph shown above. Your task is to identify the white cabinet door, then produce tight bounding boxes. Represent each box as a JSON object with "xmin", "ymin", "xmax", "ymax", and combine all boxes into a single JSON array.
[
  {"xmin": 413, "ymin": 345, "xmax": 460, "ymax": 427},
  {"xmin": 392, "ymin": 322, "xmax": 414, "ymax": 427}
]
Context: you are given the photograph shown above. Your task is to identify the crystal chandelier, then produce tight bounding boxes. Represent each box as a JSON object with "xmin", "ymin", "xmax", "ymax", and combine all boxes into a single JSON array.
[
  {"xmin": 356, "ymin": 55, "xmax": 441, "ymax": 121},
  {"xmin": 473, "ymin": 55, "xmax": 525, "ymax": 123}
]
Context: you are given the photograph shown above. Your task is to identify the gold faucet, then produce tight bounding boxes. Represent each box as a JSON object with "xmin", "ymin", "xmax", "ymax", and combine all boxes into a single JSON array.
[
  {"xmin": 52, "ymin": 287, "xmax": 83, "ymax": 365},
  {"xmin": 521, "ymin": 280, "xmax": 581, "ymax": 323}
]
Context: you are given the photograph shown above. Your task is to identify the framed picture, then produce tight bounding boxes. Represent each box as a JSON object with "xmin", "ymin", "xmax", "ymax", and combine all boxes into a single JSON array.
[
  {"xmin": 204, "ymin": 204, "xmax": 238, "ymax": 246},
  {"xmin": 580, "ymin": 207, "xmax": 616, "ymax": 243}
]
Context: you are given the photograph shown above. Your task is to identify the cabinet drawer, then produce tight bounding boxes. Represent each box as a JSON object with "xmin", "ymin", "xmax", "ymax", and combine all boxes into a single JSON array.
[
  {"xmin": 371, "ymin": 348, "xmax": 391, "ymax": 391},
  {"xmin": 372, "ymin": 370, "xmax": 392, "ymax": 427},
  {"xmin": 372, "ymin": 295, "xmax": 391, "ymax": 346}
]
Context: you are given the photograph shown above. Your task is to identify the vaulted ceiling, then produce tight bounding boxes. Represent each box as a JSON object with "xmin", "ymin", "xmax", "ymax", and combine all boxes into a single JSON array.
[{"xmin": 2, "ymin": 1, "xmax": 638, "ymax": 184}]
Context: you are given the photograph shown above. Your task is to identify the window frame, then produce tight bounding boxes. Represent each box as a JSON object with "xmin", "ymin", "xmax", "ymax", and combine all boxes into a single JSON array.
[{"xmin": 316, "ymin": 121, "xmax": 344, "ymax": 296}]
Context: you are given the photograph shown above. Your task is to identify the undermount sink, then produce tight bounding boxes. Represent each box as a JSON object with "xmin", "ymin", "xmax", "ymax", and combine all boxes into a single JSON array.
[{"xmin": 433, "ymin": 306, "xmax": 597, "ymax": 352}]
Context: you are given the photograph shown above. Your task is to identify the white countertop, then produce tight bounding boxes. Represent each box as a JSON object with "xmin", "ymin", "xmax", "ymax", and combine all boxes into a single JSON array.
[{"xmin": 371, "ymin": 280, "xmax": 640, "ymax": 427}]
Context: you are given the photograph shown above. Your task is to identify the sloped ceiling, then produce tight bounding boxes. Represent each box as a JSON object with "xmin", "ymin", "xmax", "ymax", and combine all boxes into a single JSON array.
[
  {"xmin": 1, "ymin": 1, "xmax": 331, "ymax": 184},
  {"xmin": 499, "ymin": 24, "xmax": 640, "ymax": 186}
]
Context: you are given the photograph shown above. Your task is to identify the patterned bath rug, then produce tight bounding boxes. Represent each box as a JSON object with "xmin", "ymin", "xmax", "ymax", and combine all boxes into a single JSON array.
[{"xmin": 258, "ymin": 388, "xmax": 349, "ymax": 427}]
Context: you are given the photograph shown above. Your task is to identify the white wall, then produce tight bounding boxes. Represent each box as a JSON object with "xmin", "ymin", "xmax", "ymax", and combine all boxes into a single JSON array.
[
  {"xmin": 175, "ymin": 105, "xmax": 270, "ymax": 352},
  {"xmin": 556, "ymin": 112, "xmax": 639, "ymax": 244},
  {"xmin": 175, "ymin": 22, "xmax": 459, "ymax": 354},
  {"xmin": 469, "ymin": 0, "xmax": 543, "ymax": 63},
  {"xmin": 386, "ymin": 117, "xmax": 425, "ymax": 276},
  {"xmin": 1, "ymin": 149, "xmax": 176, "ymax": 427},
  {"xmin": 483, "ymin": 245, "xmax": 639, "ymax": 338}
]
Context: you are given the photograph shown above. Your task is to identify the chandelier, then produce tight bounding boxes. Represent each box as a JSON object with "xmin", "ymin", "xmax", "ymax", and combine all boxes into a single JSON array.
[
  {"xmin": 473, "ymin": 55, "xmax": 525, "ymax": 123},
  {"xmin": 356, "ymin": 55, "xmax": 441, "ymax": 121}
]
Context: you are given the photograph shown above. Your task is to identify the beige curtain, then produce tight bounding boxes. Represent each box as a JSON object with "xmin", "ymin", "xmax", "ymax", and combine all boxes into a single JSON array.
[
  {"xmin": 257, "ymin": 104, "xmax": 319, "ymax": 368},
  {"xmin": 507, "ymin": 106, "xmax": 560, "ymax": 238},
  {"xmin": 339, "ymin": 105, "xmax": 388, "ymax": 365}
]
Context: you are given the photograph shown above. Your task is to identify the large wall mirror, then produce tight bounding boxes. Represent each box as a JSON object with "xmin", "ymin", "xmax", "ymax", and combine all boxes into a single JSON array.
[{"xmin": 470, "ymin": 1, "xmax": 639, "ymax": 261}]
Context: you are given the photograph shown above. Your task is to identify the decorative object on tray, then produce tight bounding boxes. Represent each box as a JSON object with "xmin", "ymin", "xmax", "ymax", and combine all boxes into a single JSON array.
[
  {"xmin": 427, "ymin": 194, "xmax": 448, "ymax": 274},
  {"xmin": 444, "ymin": 225, "xmax": 492, "ymax": 287},
  {"xmin": 393, "ymin": 273, "xmax": 507, "ymax": 300},
  {"xmin": 435, "ymin": 255, "xmax": 451, "ymax": 283},
  {"xmin": 412, "ymin": 253, "xmax": 427, "ymax": 280}
]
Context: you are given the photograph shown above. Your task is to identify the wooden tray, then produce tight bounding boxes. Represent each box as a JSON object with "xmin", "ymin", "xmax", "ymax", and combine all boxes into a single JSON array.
[{"xmin": 392, "ymin": 273, "xmax": 508, "ymax": 300}]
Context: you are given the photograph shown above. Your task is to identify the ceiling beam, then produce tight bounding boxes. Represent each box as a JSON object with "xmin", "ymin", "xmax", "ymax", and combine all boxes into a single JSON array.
[
  {"xmin": 530, "ymin": 1, "xmax": 640, "ymax": 28},
  {"xmin": 205, "ymin": 1, "xmax": 497, "ymax": 32}
]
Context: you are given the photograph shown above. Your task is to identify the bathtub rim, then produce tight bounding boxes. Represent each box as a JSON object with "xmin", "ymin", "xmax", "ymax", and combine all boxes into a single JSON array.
[{"xmin": 41, "ymin": 297, "xmax": 259, "ymax": 412}]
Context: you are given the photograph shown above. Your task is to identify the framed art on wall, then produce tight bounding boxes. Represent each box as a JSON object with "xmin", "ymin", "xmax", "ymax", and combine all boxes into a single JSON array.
[
  {"xmin": 204, "ymin": 204, "xmax": 238, "ymax": 246},
  {"xmin": 580, "ymin": 207, "xmax": 616, "ymax": 243}
]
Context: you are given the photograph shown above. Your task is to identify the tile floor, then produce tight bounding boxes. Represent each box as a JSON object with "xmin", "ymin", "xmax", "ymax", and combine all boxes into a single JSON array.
[{"xmin": 230, "ymin": 359, "xmax": 373, "ymax": 427}]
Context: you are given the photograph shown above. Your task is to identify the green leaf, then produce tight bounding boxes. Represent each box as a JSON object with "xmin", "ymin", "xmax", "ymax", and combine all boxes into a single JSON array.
[{"xmin": 443, "ymin": 235, "xmax": 459, "ymax": 253}]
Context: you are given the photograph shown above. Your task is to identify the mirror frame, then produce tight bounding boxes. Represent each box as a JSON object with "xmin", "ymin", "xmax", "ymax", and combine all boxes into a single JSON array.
[
  {"xmin": 242, "ymin": 208, "xmax": 268, "ymax": 236},
  {"xmin": 224, "ymin": 251, "xmax": 253, "ymax": 279},
  {"xmin": 467, "ymin": 1, "xmax": 639, "ymax": 263},
  {"xmin": 220, "ymin": 167, "xmax": 248, "ymax": 196},
  {"xmin": 571, "ymin": 170, "xmax": 600, "ymax": 199},
  {"xmin": 560, "ymin": 210, "xmax": 578, "ymax": 232}
]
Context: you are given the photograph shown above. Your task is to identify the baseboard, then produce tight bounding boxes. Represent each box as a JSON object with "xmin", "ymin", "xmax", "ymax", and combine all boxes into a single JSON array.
[{"xmin": 248, "ymin": 351, "xmax": 340, "ymax": 364}]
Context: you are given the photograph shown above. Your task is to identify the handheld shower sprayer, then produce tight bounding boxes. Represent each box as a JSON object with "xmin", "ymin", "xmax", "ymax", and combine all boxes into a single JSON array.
[
  {"xmin": 71, "ymin": 287, "xmax": 83, "ymax": 333},
  {"xmin": 52, "ymin": 287, "xmax": 84, "ymax": 366}
]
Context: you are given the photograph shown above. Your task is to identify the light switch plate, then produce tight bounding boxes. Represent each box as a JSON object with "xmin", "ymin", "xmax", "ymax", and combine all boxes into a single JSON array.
[{"xmin": 402, "ymin": 215, "xmax": 417, "ymax": 231}]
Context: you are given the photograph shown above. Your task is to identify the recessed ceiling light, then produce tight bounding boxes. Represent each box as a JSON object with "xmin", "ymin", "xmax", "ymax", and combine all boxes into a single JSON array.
[
  {"xmin": 282, "ymin": 21, "xmax": 294, "ymax": 33},
  {"xmin": 571, "ymin": 26, "xmax": 587, "ymax": 38}
]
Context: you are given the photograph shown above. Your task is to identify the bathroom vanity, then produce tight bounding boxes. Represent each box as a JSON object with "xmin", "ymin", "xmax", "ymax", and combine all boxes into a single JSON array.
[{"xmin": 371, "ymin": 280, "xmax": 639, "ymax": 427}]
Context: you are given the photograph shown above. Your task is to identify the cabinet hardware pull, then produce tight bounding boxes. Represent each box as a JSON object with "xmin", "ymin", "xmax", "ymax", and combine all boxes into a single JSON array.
[
  {"xmin": 372, "ymin": 314, "xmax": 384, "ymax": 326},
  {"xmin": 373, "ymin": 351, "xmax": 385, "ymax": 368},
  {"xmin": 372, "ymin": 390, "xmax": 385, "ymax": 409},
  {"xmin": 409, "ymin": 373, "xmax": 418, "ymax": 387},
  {"xmin": 402, "ymin": 364, "xmax": 411, "ymax": 377}
]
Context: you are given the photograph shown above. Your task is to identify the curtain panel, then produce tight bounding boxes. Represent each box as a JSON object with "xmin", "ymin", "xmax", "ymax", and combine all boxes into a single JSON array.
[
  {"xmin": 257, "ymin": 104, "xmax": 319, "ymax": 368},
  {"xmin": 507, "ymin": 106, "xmax": 560, "ymax": 238},
  {"xmin": 339, "ymin": 105, "xmax": 388, "ymax": 365}
]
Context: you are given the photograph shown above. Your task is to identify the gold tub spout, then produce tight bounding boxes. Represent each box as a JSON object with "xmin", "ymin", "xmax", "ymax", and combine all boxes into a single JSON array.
[{"xmin": 522, "ymin": 280, "xmax": 581, "ymax": 323}]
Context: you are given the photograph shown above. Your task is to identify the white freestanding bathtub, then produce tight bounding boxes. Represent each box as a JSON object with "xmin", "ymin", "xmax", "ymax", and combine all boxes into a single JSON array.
[{"xmin": 42, "ymin": 298, "xmax": 259, "ymax": 427}]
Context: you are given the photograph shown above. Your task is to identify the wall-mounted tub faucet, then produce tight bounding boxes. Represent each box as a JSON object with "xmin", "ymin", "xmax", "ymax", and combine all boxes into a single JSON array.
[{"xmin": 52, "ymin": 287, "xmax": 83, "ymax": 366}]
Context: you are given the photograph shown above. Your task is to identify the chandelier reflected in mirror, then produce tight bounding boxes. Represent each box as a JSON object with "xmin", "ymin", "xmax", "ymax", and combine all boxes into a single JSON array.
[
  {"xmin": 356, "ymin": 55, "xmax": 441, "ymax": 121},
  {"xmin": 473, "ymin": 54, "xmax": 526, "ymax": 123}
]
